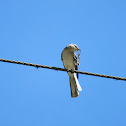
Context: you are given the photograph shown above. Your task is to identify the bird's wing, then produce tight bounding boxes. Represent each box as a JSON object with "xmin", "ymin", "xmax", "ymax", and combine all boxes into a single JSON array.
[{"xmin": 73, "ymin": 53, "xmax": 80, "ymax": 78}]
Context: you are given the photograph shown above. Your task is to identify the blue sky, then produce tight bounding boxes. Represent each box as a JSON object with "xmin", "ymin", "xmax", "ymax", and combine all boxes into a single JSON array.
[{"xmin": 0, "ymin": 0, "xmax": 126, "ymax": 126}]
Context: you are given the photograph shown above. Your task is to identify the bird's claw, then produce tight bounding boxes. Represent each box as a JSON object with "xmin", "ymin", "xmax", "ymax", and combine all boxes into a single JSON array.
[{"xmin": 70, "ymin": 69, "xmax": 75, "ymax": 73}]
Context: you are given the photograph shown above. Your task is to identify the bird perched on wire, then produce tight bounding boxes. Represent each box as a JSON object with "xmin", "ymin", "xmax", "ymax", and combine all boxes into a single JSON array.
[{"xmin": 61, "ymin": 44, "xmax": 82, "ymax": 97}]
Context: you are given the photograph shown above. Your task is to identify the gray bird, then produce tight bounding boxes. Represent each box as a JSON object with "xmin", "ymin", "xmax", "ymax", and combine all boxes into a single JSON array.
[{"xmin": 61, "ymin": 44, "xmax": 82, "ymax": 97}]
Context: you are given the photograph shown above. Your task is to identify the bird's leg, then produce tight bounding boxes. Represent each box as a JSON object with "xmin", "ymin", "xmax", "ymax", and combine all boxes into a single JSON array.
[{"xmin": 70, "ymin": 69, "xmax": 75, "ymax": 73}]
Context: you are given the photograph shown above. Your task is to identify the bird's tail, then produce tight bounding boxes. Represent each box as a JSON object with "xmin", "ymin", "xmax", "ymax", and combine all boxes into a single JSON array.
[{"xmin": 69, "ymin": 73, "xmax": 82, "ymax": 98}]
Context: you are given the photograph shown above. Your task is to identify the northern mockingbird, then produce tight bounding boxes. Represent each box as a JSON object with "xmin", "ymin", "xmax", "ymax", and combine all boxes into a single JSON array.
[{"xmin": 61, "ymin": 44, "xmax": 82, "ymax": 97}]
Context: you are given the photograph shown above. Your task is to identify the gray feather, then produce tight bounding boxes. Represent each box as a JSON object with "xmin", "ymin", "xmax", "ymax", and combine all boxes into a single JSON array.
[{"xmin": 69, "ymin": 73, "xmax": 79, "ymax": 97}]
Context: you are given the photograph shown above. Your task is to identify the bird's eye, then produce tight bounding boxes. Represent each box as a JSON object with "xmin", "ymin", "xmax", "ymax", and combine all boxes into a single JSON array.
[{"xmin": 74, "ymin": 44, "xmax": 78, "ymax": 49}]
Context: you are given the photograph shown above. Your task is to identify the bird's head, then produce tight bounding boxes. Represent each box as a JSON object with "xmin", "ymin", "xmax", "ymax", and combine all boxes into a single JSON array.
[{"xmin": 66, "ymin": 44, "xmax": 80, "ymax": 52}]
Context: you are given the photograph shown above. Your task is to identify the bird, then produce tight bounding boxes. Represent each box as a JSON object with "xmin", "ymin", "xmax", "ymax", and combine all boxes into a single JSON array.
[{"xmin": 61, "ymin": 44, "xmax": 82, "ymax": 97}]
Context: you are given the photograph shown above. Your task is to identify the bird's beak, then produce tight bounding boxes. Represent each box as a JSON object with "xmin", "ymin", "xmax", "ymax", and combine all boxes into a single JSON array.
[
  {"xmin": 78, "ymin": 49, "xmax": 81, "ymax": 55},
  {"xmin": 78, "ymin": 49, "xmax": 81, "ymax": 52}
]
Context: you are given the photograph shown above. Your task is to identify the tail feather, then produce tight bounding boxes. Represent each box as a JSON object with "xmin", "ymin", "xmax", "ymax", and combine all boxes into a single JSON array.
[
  {"xmin": 69, "ymin": 73, "xmax": 82, "ymax": 97},
  {"xmin": 74, "ymin": 73, "xmax": 82, "ymax": 91}
]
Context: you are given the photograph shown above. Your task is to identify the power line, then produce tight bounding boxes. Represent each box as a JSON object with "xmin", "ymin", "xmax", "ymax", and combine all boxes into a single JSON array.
[{"xmin": 0, "ymin": 58, "xmax": 126, "ymax": 81}]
